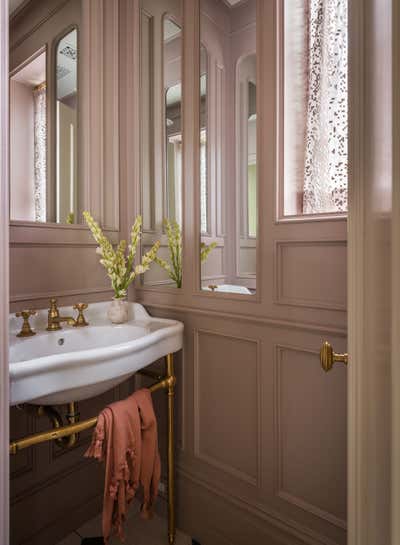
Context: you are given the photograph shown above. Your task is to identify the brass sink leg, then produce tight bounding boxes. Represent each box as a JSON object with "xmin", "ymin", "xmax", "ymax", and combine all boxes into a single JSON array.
[{"xmin": 166, "ymin": 353, "xmax": 176, "ymax": 545}]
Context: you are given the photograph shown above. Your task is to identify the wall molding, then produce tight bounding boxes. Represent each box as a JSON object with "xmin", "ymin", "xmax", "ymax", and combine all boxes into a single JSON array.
[
  {"xmin": 10, "ymin": 222, "xmax": 119, "ymax": 246},
  {"xmin": 274, "ymin": 240, "xmax": 347, "ymax": 312},
  {"xmin": 10, "ymin": 286, "xmax": 112, "ymax": 304},
  {"xmin": 143, "ymin": 301, "xmax": 347, "ymax": 336},
  {"xmin": 193, "ymin": 328, "xmax": 262, "ymax": 488},
  {"xmin": 274, "ymin": 344, "xmax": 347, "ymax": 531},
  {"xmin": 10, "ymin": 0, "xmax": 70, "ymax": 50},
  {"xmin": 10, "ymin": 412, "xmax": 35, "ymax": 480},
  {"xmin": 178, "ymin": 466, "xmax": 340, "ymax": 545}
]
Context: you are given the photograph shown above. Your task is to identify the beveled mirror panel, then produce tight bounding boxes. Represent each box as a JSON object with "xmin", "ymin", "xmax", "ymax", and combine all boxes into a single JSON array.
[
  {"xmin": 140, "ymin": 1, "xmax": 183, "ymax": 287},
  {"xmin": 199, "ymin": 0, "xmax": 257, "ymax": 295},
  {"xmin": 55, "ymin": 28, "xmax": 78, "ymax": 225}
]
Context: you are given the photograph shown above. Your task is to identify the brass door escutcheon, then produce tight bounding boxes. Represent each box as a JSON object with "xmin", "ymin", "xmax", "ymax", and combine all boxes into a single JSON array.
[{"xmin": 320, "ymin": 341, "xmax": 348, "ymax": 372}]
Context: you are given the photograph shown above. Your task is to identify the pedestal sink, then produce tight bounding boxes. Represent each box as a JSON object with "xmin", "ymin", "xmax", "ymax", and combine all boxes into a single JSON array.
[{"xmin": 9, "ymin": 302, "xmax": 183, "ymax": 406}]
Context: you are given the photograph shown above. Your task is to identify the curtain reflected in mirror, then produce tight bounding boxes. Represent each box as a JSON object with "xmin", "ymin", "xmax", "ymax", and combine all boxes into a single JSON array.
[
  {"xmin": 140, "ymin": 3, "xmax": 183, "ymax": 288},
  {"xmin": 56, "ymin": 28, "xmax": 78, "ymax": 225},
  {"xmin": 200, "ymin": 0, "xmax": 257, "ymax": 295},
  {"xmin": 10, "ymin": 49, "xmax": 47, "ymax": 222},
  {"xmin": 9, "ymin": 25, "xmax": 80, "ymax": 225}
]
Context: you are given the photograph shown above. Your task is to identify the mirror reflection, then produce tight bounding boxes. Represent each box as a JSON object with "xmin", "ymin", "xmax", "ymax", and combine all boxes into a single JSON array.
[
  {"xmin": 140, "ymin": 3, "xmax": 183, "ymax": 287},
  {"xmin": 200, "ymin": 0, "xmax": 257, "ymax": 295},
  {"xmin": 9, "ymin": 15, "xmax": 80, "ymax": 224},
  {"xmin": 56, "ymin": 28, "xmax": 78, "ymax": 225},
  {"xmin": 10, "ymin": 49, "xmax": 47, "ymax": 222}
]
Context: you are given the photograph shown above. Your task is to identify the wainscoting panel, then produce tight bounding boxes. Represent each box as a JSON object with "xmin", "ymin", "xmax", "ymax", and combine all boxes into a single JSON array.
[
  {"xmin": 10, "ymin": 245, "xmax": 109, "ymax": 306},
  {"xmin": 275, "ymin": 241, "xmax": 347, "ymax": 311},
  {"xmin": 274, "ymin": 345, "xmax": 347, "ymax": 529},
  {"xmin": 143, "ymin": 306, "xmax": 347, "ymax": 545},
  {"xmin": 194, "ymin": 329, "xmax": 260, "ymax": 486}
]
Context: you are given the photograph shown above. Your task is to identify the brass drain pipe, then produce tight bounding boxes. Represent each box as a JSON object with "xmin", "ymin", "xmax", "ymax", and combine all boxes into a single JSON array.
[{"xmin": 37, "ymin": 402, "xmax": 80, "ymax": 449}]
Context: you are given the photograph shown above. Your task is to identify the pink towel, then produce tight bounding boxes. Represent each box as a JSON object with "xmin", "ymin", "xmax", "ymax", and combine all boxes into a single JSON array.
[{"xmin": 85, "ymin": 388, "xmax": 161, "ymax": 543}]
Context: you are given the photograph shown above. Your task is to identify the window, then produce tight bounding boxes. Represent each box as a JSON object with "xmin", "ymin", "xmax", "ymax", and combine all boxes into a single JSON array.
[{"xmin": 283, "ymin": 0, "xmax": 348, "ymax": 217}]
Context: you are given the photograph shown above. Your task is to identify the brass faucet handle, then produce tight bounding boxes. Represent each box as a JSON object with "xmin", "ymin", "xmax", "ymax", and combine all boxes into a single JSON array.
[
  {"xmin": 73, "ymin": 303, "xmax": 89, "ymax": 327},
  {"xmin": 15, "ymin": 310, "xmax": 37, "ymax": 337},
  {"xmin": 49, "ymin": 298, "xmax": 58, "ymax": 312}
]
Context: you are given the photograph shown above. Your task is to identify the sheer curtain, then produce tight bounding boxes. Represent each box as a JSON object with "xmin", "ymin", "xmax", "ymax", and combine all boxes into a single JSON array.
[
  {"xmin": 302, "ymin": 0, "xmax": 348, "ymax": 214},
  {"xmin": 33, "ymin": 83, "xmax": 47, "ymax": 222},
  {"xmin": 284, "ymin": 0, "xmax": 348, "ymax": 215}
]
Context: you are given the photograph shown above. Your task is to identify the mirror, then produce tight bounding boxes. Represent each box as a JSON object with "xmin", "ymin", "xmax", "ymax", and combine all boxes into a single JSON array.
[
  {"xmin": 55, "ymin": 28, "xmax": 78, "ymax": 225},
  {"xmin": 199, "ymin": 0, "xmax": 257, "ymax": 295},
  {"xmin": 140, "ymin": 2, "xmax": 183, "ymax": 287},
  {"xmin": 9, "ymin": 8, "xmax": 80, "ymax": 224}
]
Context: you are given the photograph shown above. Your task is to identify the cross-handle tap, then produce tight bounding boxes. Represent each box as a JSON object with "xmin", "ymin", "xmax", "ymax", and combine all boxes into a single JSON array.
[
  {"xmin": 15, "ymin": 309, "xmax": 37, "ymax": 337},
  {"xmin": 73, "ymin": 303, "xmax": 89, "ymax": 327},
  {"xmin": 46, "ymin": 298, "xmax": 88, "ymax": 331}
]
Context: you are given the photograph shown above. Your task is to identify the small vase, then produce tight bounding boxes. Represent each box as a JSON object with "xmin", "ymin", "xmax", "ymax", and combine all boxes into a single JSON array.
[{"xmin": 107, "ymin": 297, "xmax": 129, "ymax": 324}]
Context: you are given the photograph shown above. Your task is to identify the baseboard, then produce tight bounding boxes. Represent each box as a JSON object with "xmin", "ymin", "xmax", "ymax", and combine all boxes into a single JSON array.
[{"xmin": 175, "ymin": 470, "xmax": 335, "ymax": 545}]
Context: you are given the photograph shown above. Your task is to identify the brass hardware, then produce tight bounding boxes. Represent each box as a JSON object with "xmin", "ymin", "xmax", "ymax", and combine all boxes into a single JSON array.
[
  {"xmin": 15, "ymin": 310, "xmax": 37, "ymax": 337},
  {"xmin": 166, "ymin": 353, "xmax": 176, "ymax": 544},
  {"xmin": 9, "ymin": 356, "xmax": 177, "ymax": 544},
  {"xmin": 320, "ymin": 341, "xmax": 348, "ymax": 372},
  {"xmin": 47, "ymin": 299, "xmax": 89, "ymax": 330},
  {"xmin": 208, "ymin": 285, "xmax": 218, "ymax": 292},
  {"xmin": 37, "ymin": 402, "xmax": 80, "ymax": 448},
  {"xmin": 73, "ymin": 303, "xmax": 89, "ymax": 327}
]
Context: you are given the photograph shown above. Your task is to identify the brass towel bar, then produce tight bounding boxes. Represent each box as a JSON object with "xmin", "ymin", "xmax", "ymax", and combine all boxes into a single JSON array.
[{"xmin": 9, "ymin": 353, "xmax": 177, "ymax": 545}]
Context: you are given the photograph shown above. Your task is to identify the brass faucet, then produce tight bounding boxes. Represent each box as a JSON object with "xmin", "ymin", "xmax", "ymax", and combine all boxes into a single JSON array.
[{"xmin": 46, "ymin": 299, "xmax": 89, "ymax": 331}]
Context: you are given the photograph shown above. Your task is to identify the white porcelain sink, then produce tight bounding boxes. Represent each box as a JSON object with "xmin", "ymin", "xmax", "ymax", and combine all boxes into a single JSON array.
[{"xmin": 9, "ymin": 302, "xmax": 183, "ymax": 406}]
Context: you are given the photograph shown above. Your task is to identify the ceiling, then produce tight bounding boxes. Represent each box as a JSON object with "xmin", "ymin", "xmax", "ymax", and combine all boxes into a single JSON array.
[{"xmin": 11, "ymin": 50, "xmax": 45, "ymax": 86}]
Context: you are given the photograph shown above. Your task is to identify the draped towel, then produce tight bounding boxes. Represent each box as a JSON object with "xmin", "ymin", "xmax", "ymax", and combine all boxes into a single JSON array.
[{"xmin": 85, "ymin": 388, "xmax": 161, "ymax": 543}]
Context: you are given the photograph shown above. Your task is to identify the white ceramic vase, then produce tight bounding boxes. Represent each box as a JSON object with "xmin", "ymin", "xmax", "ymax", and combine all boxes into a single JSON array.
[{"xmin": 107, "ymin": 297, "xmax": 129, "ymax": 324}]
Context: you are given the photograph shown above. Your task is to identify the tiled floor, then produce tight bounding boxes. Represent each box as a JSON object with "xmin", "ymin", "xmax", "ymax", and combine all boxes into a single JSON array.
[{"xmin": 56, "ymin": 502, "xmax": 191, "ymax": 545}]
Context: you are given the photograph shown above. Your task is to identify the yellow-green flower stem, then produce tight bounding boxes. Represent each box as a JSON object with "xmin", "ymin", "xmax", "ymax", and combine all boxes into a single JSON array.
[
  {"xmin": 154, "ymin": 219, "xmax": 182, "ymax": 288},
  {"xmin": 83, "ymin": 211, "xmax": 160, "ymax": 299},
  {"xmin": 200, "ymin": 241, "xmax": 217, "ymax": 263},
  {"xmin": 154, "ymin": 219, "xmax": 217, "ymax": 288}
]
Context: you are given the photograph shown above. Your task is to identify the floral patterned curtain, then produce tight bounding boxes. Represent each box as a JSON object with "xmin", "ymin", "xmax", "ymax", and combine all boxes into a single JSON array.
[
  {"xmin": 33, "ymin": 83, "xmax": 47, "ymax": 222},
  {"xmin": 302, "ymin": 0, "xmax": 348, "ymax": 214}
]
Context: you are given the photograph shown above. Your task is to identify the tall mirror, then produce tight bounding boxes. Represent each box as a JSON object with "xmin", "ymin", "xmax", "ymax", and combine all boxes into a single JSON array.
[
  {"xmin": 199, "ymin": 0, "xmax": 257, "ymax": 295},
  {"xmin": 9, "ymin": 8, "xmax": 80, "ymax": 224},
  {"xmin": 55, "ymin": 28, "xmax": 78, "ymax": 225},
  {"xmin": 140, "ymin": 1, "xmax": 183, "ymax": 288}
]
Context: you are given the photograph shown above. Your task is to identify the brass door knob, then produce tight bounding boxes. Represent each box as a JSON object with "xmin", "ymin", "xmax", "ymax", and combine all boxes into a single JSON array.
[
  {"xmin": 15, "ymin": 310, "xmax": 37, "ymax": 337},
  {"xmin": 320, "ymin": 341, "xmax": 348, "ymax": 372}
]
